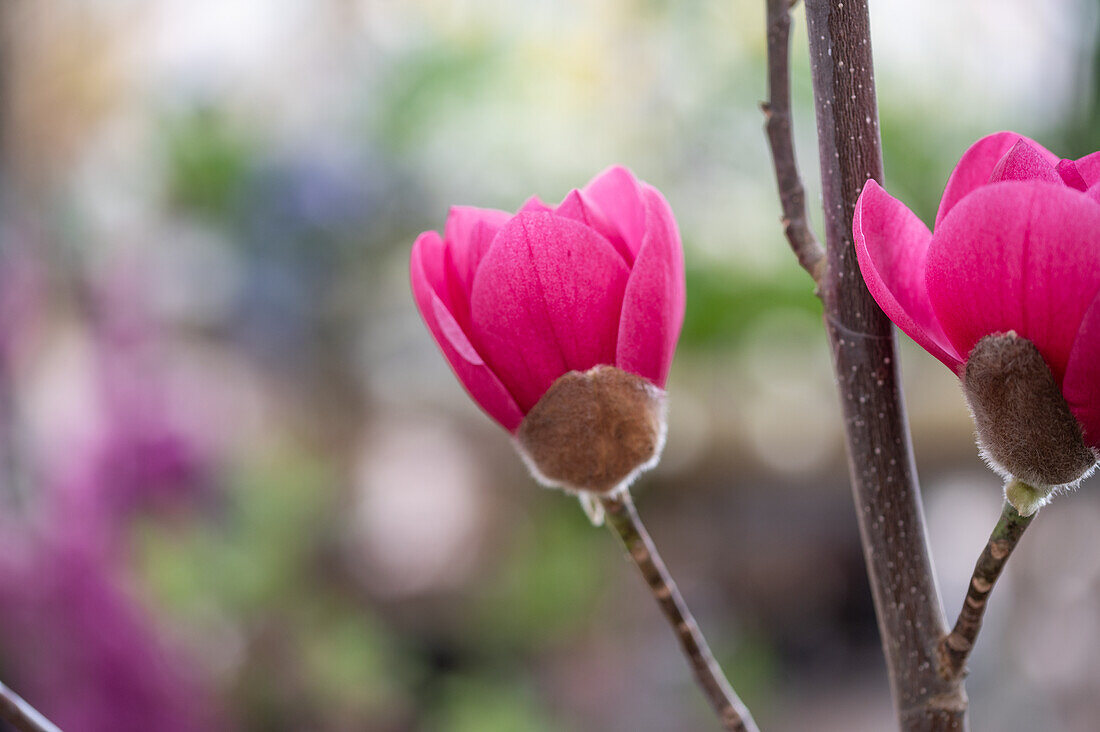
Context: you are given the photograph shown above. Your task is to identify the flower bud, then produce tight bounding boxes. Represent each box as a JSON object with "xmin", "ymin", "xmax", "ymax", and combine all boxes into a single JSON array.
[
  {"xmin": 515, "ymin": 365, "xmax": 666, "ymax": 495},
  {"xmin": 410, "ymin": 167, "xmax": 684, "ymax": 435},
  {"xmin": 963, "ymin": 332, "xmax": 1097, "ymax": 490}
]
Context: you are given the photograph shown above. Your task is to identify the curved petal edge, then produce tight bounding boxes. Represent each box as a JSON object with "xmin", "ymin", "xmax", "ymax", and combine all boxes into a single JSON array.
[
  {"xmin": 615, "ymin": 185, "xmax": 685, "ymax": 387},
  {"xmin": 854, "ymin": 180, "xmax": 962, "ymax": 370},
  {"xmin": 411, "ymin": 231, "xmax": 525, "ymax": 431},
  {"xmin": 935, "ymin": 131, "xmax": 1058, "ymax": 229}
]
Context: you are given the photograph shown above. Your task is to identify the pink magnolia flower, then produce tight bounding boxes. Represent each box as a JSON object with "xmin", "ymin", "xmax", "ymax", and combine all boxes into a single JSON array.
[
  {"xmin": 410, "ymin": 166, "xmax": 685, "ymax": 434},
  {"xmin": 853, "ymin": 131, "xmax": 1100, "ymax": 506}
]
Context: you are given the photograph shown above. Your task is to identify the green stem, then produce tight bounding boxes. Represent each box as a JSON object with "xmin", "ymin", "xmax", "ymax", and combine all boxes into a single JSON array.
[
  {"xmin": 599, "ymin": 491, "xmax": 760, "ymax": 732},
  {"xmin": 937, "ymin": 500, "xmax": 1035, "ymax": 681}
]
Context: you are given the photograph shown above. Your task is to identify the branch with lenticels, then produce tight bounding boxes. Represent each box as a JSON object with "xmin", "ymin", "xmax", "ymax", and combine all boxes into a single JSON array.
[{"xmin": 763, "ymin": 0, "xmax": 969, "ymax": 728}]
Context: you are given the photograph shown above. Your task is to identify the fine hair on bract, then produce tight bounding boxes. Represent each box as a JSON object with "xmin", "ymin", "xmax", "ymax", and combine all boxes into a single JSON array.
[
  {"xmin": 962, "ymin": 331, "xmax": 1099, "ymax": 512},
  {"xmin": 515, "ymin": 365, "xmax": 669, "ymax": 496}
]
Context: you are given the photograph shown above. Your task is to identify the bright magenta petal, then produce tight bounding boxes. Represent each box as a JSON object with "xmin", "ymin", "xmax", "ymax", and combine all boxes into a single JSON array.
[
  {"xmin": 582, "ymin": 166, "xmax": 647, "ymax": 263},
  {"xmin": 410, "ymin": 231, "xmax": 524, "ymax": 431},
  {"xmin": 520, "ymin": 195, "xmax": 552, "ymax": 214},
  {"xmin": 927, "ymin": 182, "xmax": 1100, "ymax": 384},
  {"xmin": 988, "ymin": 139, "xmax": 1061, "ymax": 184},
  {"xmin": 1064, "ymin": 291, "xmax": 1100, "ymax": 450},
  {"xmin": 469, "ymin": 212, "xmax": 630, "ymax": 412},
  {"xmin": 615, "ymin": 185, "xmax": 685, "ymax": 387},
  {"xmin": 441, "ymin": 206, "xmax": 511, "ymax": 329},
  {"xmin": 443, "ymin": 206, "xmax": 511, "ymax": 290},
  {"xmin": 1056, "ymin": 160, "xmax": 1089, "ymax": 191},
  {"xmin": 554, "ymin": 189, "xmax": 632, "ymax": 263},
  {"xmin": 935, "ymin": 132, "xmax": 1058, "ymax": 229},
  {"xmin": 853, "ymin": 181, "xmax": 962, "ymax": 370},
  {"xmin": 1076, "ymin": 151, "xmax": 1100, "ymax": 189}
]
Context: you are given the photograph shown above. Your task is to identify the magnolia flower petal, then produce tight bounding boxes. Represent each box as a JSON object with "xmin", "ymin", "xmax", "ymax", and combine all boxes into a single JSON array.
[
  {"xmin": 1056, "ymin": 160, "xmax": 1089, "ymax": 191},
  {"xmin": 615, "ymin": 185, "xmax": 686, "ymax": 387},
  {"xmin": 442, "ymin": 206, "xmax": 512, "ymax": 328},
  {"xmin": 443, "ymin": 206, "xmax": 511, "ymax": 291},
  {"xmin": 988, "ymin": 139, "xmax": 1061, "ymax": 184},
  {"xmin": 554, "ymin": 189, "xmax": 633, "ymax": 263},
  {"xmin": 520, "ymin": 195, "xmax": 552, "ymax": 214},
  {"xmin": 1064, "ymin": 291, "xmax": 1100, "ymax": 449},
  {"xmin": 410, "ymin": 231, "xmax": 524, "ymax": 431},
  {"xmin": 935, "ymin": 132, "xmax": 1059, "ymax": 228},
  {"xmin": 470, "ymin": 212, "xmax": 631, "ymax": 412},
  {"xmin": 927, "ymin": 182, "xmax": 1100, "ymax": 384},
  {"xmin": 1076, "ymin": 151, "xmax": 1100, "ymax": 189},
  {"xmin": 853, "ymin": 180, "xmax": 962, "ymax": 369},
  {"xmin": 582, "ymin": 166, "xmax": 647, "ymax": 263}
]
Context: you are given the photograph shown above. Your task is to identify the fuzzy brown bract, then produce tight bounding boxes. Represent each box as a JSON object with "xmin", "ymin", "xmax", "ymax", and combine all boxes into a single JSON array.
[
  {"xmin": 963, "ymin": 332, "xmax": 1097, "ymax": 488},
  {"xmin": 516, "ymin": 366, "xmax": 666, "ymax": 494}
]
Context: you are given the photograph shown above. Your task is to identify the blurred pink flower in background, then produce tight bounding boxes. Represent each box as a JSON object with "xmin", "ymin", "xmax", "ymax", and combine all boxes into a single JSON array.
[
  {"xmin": 41, "ymin": 266, "xmax": 217, "ymax": 556},
  {"xmin": 853, "ymin": 132, "xmax": 1100, "ymax": 448},
  {"xmin": 410, "ymin": 166, "xmax": 686, "ymax": 432},
  {"xmin": 0, "ymin": 262, "xmax": 224, "ymax": 731}
]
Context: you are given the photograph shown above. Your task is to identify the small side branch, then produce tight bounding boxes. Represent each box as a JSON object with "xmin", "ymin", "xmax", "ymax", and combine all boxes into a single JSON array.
[
  {"xmin": 938, "ymin": 501, "xmax": 1035, "ymax": 681},
  {"xmin": 762, "ymin": 0, "xmax": 825, "ymax": 285},
  {"xmin": 0, "ymin": 679, "xmax": 61, "ymax": 732},
  {"xmin": 599, "ymin": 492, "xmax": 760, "ymax": 732}
]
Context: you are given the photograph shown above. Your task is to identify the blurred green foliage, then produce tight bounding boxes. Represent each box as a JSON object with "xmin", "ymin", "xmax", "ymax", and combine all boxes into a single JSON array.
[
  {"xmin": 375, "ymin": 42, "xmax": 503, "ymax": 153},
  {"xmin": 133, "ymin": 450, "xmax": 405, "ymax": 727},
  {"xmin": 163, "ymin": 106, "xmax": 256, "ymax": 221},
  {"xmin": 426, "ymin": 674, "xmax": 559, "ymax": 732},
  {"xmin": 473, "ymin": 497, "xmax": 608, "ymax": 651},
  {"xmin": 681, "ymin": 264, "xmax": 821, "ymax": 349}
]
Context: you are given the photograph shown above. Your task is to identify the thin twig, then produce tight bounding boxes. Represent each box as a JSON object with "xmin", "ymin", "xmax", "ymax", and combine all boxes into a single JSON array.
[
  {"xmin": 762, "ymin": 0, "xmax": 826, "ymax": 285},
  {"xmin": 938, "ymin": 501, "xmax": 1034, "ymax": 682},
  {"xmin": 0, "ymin": 679, "xmax": 61, "ymax": 732},
  {"xmin": 599, "ymin": 491, "xmax": 759, "ymax": 732}
]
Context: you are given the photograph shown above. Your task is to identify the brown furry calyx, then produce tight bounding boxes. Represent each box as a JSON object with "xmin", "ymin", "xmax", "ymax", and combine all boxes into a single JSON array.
[
  {"xmin": 515, "ymin": 366, "xmax": 667, "ymax": 495},
  {"xmin": 963, "ymin": 332, "xmax": 1097, "ymax": 489}
]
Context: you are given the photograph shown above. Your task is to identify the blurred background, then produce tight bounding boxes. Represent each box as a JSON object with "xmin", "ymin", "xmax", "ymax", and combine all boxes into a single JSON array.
[{"xmin": 0, "ymin": 1, "xmax": 1097, "ymax": 730}]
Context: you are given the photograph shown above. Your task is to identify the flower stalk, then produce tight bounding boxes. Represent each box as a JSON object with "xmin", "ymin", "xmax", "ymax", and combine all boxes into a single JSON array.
[
  {"xmin": 599, "ymin": 491, "xmax": 759, "ymax": 732},
  {"xmin": 938, "ymin": 500, "xmax": 1035, "ymax": 682}
]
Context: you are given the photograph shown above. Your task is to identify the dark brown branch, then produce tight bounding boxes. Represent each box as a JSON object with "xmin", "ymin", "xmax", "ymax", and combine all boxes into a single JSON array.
[
  {"xmin": 0, "ymin": 679, "xmax": 61, "ymax": 732},
  {"xmin": 798, "ymin": 1, "xmax": 968, "ymax": 728},
  {"xmin": 599, "ymin": 491, "xmax": 759, "ymax": 732},
  {"xmin": 938, "ymin": 501, "xmax": 1034, "ymax": 682},
  {"xmin": 763, "ymin": 0, "xmax": 826, "ymax": 285}
]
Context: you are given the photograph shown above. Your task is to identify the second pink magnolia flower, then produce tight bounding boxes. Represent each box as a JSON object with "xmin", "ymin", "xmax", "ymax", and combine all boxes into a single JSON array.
[
  {"xmin": 410, "ymin": 166, "xmax": 685, "ymax": 434},
  {"xmin": 854, "ymin": 131, "xmax": 1100, "ymax": 503}
]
